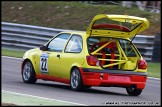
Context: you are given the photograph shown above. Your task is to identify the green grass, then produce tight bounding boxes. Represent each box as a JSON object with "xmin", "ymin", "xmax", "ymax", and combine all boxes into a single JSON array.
[
  {"xmin": 147, "ymin": 62, "xmax": 160, "ymax": 78},
  {"xmin": 2, "ymin": 49, "xmax": 160, "ymax": 78},
  {"xmin": 2, "ymin": 1, "xmax": 160, "ymax": 36},
  {"xmin": 2, "ymin": 49, "xmax": 26, "ymax": 58}
]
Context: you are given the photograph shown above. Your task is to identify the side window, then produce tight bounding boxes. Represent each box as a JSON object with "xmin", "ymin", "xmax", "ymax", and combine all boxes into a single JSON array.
[
  {"xmin": 47, "ymin": 33, "xmax": 71, "ymax": 52},
  {"xmin": 119, "ymin": 39, "xmax": 137, "ymax": 57},
  {"xmin": 65, "ymin": 34, "xmax": 83, "ymax": 53}
]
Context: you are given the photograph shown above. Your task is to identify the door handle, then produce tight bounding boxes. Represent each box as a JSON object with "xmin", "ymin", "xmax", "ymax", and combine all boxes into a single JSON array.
[{"xmin": 57, "ymin": 54, "xmax": 60, "ymax": 59}]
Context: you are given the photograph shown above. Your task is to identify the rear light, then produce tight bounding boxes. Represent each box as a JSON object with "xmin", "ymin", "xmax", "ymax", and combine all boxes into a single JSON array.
[
  {"xmin": 138, "ymin": 59, "xmax": 147, "ymax": 69},
  {"xmin": 86, "ymin": 56, "xmax": 99, "ymax": 66}
]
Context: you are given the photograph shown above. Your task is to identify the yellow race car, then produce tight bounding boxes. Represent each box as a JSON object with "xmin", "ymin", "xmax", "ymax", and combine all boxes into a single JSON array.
[{"xmin": 21, "ymin": 14, "xmax": 149, "ymax": 96}]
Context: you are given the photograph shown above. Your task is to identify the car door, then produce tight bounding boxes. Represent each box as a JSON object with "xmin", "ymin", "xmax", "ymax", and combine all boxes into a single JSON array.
[
  {"xmin": 39, "ymin": 33, "xmax": 71, "ymax": 77},
  {"xmin": 58, "ymin": 34, "xmax": 84, "ymax": 79}
]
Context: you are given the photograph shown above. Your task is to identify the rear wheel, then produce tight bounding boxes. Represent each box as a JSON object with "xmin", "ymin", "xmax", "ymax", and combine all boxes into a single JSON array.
[
  {"xmin": 22, "ymin": 61, "xmax": 37, "ymax": 83},
  {"xmin": 126, "ymin": 86, "xmax": 142, "ymax": 96},
  {"xmin": 70, "ymin": 68, "xmax": 83, "ymax": 91}
]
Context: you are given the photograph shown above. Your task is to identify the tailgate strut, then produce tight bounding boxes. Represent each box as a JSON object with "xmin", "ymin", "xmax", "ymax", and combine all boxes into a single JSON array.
[{"xmin": 131, "ymin": 25, "xmax": 142, "ymax": 42}]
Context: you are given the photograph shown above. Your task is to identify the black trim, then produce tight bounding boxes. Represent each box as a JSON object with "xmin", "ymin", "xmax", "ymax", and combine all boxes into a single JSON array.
[{"xmin": 82, "ymin": 68, "xmax": 147, "ymax": 76}]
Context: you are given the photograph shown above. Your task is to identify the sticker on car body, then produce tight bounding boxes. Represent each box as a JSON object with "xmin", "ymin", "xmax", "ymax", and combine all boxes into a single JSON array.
[{"xmin": 40, "ymin": 52, "xmax": 49, "ymax": 73}]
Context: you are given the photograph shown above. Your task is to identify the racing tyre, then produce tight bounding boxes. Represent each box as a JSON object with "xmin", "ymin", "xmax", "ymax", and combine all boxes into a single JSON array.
[
  {"xmin": 126, "ymin": 87, "xmax": 142, "ymax": 96},
  {"xmin": 22, "ymin": 61, "xmax": 37, "ymax": 83},
  {"xmin": 70, "ymin": 68, "xmax": 83, "ymax": 91}
]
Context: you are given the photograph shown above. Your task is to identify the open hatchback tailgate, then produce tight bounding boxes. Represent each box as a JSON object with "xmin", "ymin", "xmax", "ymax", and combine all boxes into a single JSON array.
[{"xmin": 86, "ymin": 14, "xmax": 149, "ymax": 38}]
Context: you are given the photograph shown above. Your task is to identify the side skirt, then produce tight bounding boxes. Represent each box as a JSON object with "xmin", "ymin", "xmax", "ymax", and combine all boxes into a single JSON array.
[{"xmin": 36, "ymin": 74, "xmax": 70, "ymax": 84}]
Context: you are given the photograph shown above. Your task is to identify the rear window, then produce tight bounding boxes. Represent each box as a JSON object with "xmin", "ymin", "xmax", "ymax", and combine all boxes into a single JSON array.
[{"xmin": 92, "ymin": 18, "xmax": 141, "ymax": 32}]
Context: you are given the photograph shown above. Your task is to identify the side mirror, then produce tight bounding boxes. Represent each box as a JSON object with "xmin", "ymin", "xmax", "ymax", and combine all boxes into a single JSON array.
[{"xmin": 39, "ymin": 45, "xmax": 46, "ymax": 51}]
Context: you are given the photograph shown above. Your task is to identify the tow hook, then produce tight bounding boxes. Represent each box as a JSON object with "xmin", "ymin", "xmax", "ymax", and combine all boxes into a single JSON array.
[{"xmin": 100, "ymin": 73, "xmax": 104, "ymax": 80}]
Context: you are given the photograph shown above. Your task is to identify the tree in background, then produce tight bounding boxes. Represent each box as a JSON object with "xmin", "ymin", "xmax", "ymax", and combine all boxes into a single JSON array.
[
  {"xmin": 122, "ymin": 1, "xmax": 161, "ymax": 13},
  {"xmin": 79, "ymin": 1, "xmax": 161, "ymax": 13}
]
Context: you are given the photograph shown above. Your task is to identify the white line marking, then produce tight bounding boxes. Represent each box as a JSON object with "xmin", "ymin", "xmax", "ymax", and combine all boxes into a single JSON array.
[
  {"xmin": 148, "ymin": 77, "xmax": 160, "ymax": 80},
  {"xmin": 2, "ymin": 56, "xmax": 22, "ymax": 60},
  {"xmin": 2, "ymin": 90, "xmax": 86, "ymax": 106}
]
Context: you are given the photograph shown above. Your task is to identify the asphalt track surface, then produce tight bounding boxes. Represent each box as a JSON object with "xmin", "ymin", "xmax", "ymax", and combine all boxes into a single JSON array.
[{"xmin": 2, "ymin": 56, "xmax": 161, "ymax": 106}]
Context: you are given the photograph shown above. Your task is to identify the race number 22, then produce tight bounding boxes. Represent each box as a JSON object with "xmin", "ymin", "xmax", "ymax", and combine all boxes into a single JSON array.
[
  {"xmin": 40, "ymin": 53, "xmax": 49, "ymax": 73},
  {"xmin": 40, "ymin": 57, "xmax": 48, "ymax": 72}
]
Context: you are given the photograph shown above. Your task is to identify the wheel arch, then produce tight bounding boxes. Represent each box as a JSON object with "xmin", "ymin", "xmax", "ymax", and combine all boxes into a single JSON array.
[
  {"xmin": 70, "ymin": 66, "xmax": 84, "ymax": 80},
  {"xmin": 21, "ymin": 58, "xmax": 36, "ymax": 74},
  {"xmin": 70, "ymin": 66, "xmax": 79, "ymax": 75},
  {"xmin": 70, "ymin": 62, "xmax": 84, "ymax": 74}
]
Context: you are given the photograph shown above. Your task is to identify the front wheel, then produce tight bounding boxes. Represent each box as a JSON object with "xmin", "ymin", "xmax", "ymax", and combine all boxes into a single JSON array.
[
  {"xmin": 70, "ymin": 68, "xmax": 83, "ymax": 91},
  {"xmin": 22, "ymin": 61, "xmax": 37, "ymax": 83},
  {"xmin": 126, "ymin": 87, "xmax": 142, "ymax": 96}
]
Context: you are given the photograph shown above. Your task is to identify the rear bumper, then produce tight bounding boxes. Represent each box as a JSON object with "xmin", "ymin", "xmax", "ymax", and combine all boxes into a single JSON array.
[{"xmin": 79, "ymin": 68, "xmax": 147, "ymax": 89}]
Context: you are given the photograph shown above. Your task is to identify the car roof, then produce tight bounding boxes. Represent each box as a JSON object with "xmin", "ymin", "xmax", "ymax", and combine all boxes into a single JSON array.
[{"xmin": 61, "ymin": 31, "xmax": 86, "ymax": 36}]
